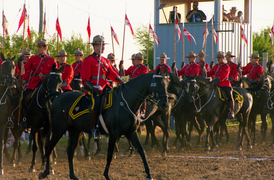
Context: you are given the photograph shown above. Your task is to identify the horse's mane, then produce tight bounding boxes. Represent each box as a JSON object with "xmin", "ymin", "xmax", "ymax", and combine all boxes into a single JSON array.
[
  {"xmin": 168, "ymin": 73, "xmax": 182, "ymax": 94},
  {"xmin": 245, "ymin": 74, "xmax": 265, "ymax": 91}
]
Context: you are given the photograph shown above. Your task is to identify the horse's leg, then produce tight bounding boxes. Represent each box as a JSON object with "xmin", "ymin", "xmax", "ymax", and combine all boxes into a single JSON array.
[
  {"xmin": 3, "ymin": 129, "xmax": 10, "ymax": 160},
  {"xmin": 67, "ymin": 127, "xmax": 81, "ymax": 180},
  {"xmin": 195, "ymin": 116, "xmax": 205, "ymax": 147},
  {"xmin": 127, "ymin": 131, "xmax": 152, "ymax": 180},
  {"xmin": 270, "ymin": 112, "xmax": 274, "ymax": 147},
  {"xmin": 260, "ymin": 113, "xmax": 268, "ymax": 144},
  {"xmin": 0, "ymin": 126, "xmax": 5, "ymax": 175},
  {"xmin": 103, "ymin": 134, "xmax": 119, "ymax": 180},
  {"xmin": 205, "ymin": 116, "xmax": 217, "ymax": 151},
  {"xmin": 29, "ymin": 130, "xmax": 38, "ymax": 172},
  {"xmin": 38, "ymin": 131, "xmax": 46, "ymax": 168},
  {"xmin": 249, "ymin": 115, "xmax": 256, "ymax": 146},
  {"xmin": 144, "ymin": 120, "xmax": 152, "ymax": 146},
  {"xmin": 10, "ymin": 128, "xmax": 21, "ymax": 167},
  {"xmin": 39, "ymin": 128, "xmax": 66, "ymax": 179},
  {"xmin": 25, "ymin": 133, "xmax": 33, "ymax": 155},
  {"xmin": 81, "ymin": 133, "xmax": 90, "ymax": 160}
]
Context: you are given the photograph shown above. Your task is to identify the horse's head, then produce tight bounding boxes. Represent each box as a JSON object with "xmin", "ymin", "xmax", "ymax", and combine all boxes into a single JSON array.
[
  {"xmin": 46, "ymin": 63, "xmax": 63, "ymax": 94},
  {"xmin": 0, "ymin": 53, "xmax": 16, "ymax": 88},
  {"xmin": 70, "ymin": 73, "xmax": 83, "ymax": 91},
  {"xmin": 184, "ymin": 75, "xmax": 199, "ymax": 103},
  {"xmin": 261, "ymin": 75, "xmax": 272, "ymax": 111},
  {"xmin": 150, "ymin": 68, "xmax": 170, "ymax": 110}
]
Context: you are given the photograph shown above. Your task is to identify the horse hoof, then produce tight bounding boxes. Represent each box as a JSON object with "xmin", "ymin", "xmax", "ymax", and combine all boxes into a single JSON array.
[
  {"xmin": 113, "ymin": 155, "xmax": 117, "ymax": 160},
  {"xmin": 237, "ymin": 146, "xmax": 242, "ymax": 151},
  {"xmin": 53, "ymin": 160, "xmax": 57, "ymax": 165},
  {"xmin": 29, "ymin": 168, "xmax": 36, "ymax": 172},
  {"xmin": 214, "ymin": 144, "xmax": 219, "ymax": 148},
  {"xmin": 161, "ymin": 152, "xmax": 166, "ymax": 157},
  {"xmin": 270, "ymin": 143, "xmax": 274, "ymax": 147},
  {"xmin": 210, "ymin": 148, "xmax": 215, "ymax": 152},
  {"xmin": 0, "ymin": 169, "xmax": 4, "ymax": 175},
  {"xmin": 38, "ymin": 172, "xmax": 47, "ymax": 179},
  {"xmin": 85, "ymin": 156, "xmax": 91, "ymax": 161},
  {"xmin": 10, "ymin": 163, "xmax": 16, "ymax": 167},
  {"xmin": 50, "ymin": 169, "xmax": 55, "ymax": 175},
  {"xmin": 205, "ymin": 147, "xmax": 210, "ymax": 151},
  {"xmin": 128, "ymin": 154, "xmax": 133, "ymax": 157},
  {"xmin": 247, "ymin": 145, "xmax": 252, "ymax": 149},
  {"xmin": 146, "ymin": 177, "xmax": 153, "ymax": 180}
]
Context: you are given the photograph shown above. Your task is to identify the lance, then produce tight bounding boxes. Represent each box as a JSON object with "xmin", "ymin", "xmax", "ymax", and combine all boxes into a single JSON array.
[
  {"xmin": 181, "ymin": 21, "xmax": 185, "ymax": 68},
  {"xmin": 93, "ymin": 33, "xmax": 104, "ymax": 91},
  {"xmin": 121, "ymin": 4, "xmax": 127, "ymax": 61},
  {"xmin": 204, "ymin": 23, "xmax": 207, "ymax": 58},
  {"xmin": 88, "ymin": 6, "xmax": 91, "ymax": 54},
  {"xmin": 211, "ymin": 17, "xmax": 214, "ymax": 63},
  {"xmin": 27, "ymin": 3, "xmax": 30, "ymax": 48},
  {"xmin": 109, "ymin": 15, "xmax": 114, "ymax": 54},
  {"xmin": 57, "ymin": 5, "xmax": 59, "ymax": 53},
  {"xmin": 238, "ymin": 16, "xmax": 243, "ymax": 78},
  {"xmin": 18, "ymin": 1, "xmax": 26, "ymax": 125},
  {"xmin": 173, "ymin": 6, "xmax": 176, "ymax": 64},
  {"xmin": 42, "ymin": 4, "xmax": 46, "ymax": 38},
  {"xmin": 146, "ymin": 14, "xmax": 151, "ymax": 68},
  {"xmin": 2, "ymin": 1, "xmax": 5, "ymax": 56}
]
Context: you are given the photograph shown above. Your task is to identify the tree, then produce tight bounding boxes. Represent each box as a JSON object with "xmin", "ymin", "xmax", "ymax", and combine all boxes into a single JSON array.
[
  {"xmin": 253, "ymin": 27, "xmax": 273, "ymax": 61},
  {"xmin": 133, "ymin": 24, "xmax": 154, "ymax": 69}
]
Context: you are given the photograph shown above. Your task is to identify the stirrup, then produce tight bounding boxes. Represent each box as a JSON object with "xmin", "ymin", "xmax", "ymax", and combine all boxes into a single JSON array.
[
  {"xmin": 227, "ymin": 112, "xmax": 234, "ymax": 119},
  {"xmin": 6, "ymin": 117, "xmax": 14, "ymax": 128},
  {"xmin": 91, "ymin": 127, "xmax": 101, "ymax": 139}
]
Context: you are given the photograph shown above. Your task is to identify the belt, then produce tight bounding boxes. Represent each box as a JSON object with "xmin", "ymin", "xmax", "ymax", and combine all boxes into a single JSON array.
[
  {"xmin": 90, "ymin": 75, "xmax": 106, "ymax": 80},
  {"xmin": 33, "ymin": 73, "xmax": 47, "ymax": 77}
]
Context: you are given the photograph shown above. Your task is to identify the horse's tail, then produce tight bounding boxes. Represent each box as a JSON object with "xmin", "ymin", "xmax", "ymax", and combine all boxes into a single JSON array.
[{"xmin": 42, "ymin": 92, "xmax": 61, "ymax": 137}]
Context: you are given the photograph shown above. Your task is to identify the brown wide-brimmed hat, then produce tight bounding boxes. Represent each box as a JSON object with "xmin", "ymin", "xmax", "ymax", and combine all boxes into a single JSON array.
[
  {"xmin": 186, "ymin": 51, "xmax": 197, "ymax": 58},
  {"xmin": 37, "ymin": 38, "xmax": 48, "ymax": 46},
  {"xmin": 74, "ymin": 48, "xmax": 84, "ymax": 55},
  {"xmin": 107, "ymin": 53, "xmax": 117, "ymax": 61},
  {"xmin": 230, "ymin": 7, "xmax": 237, "ymax": 11},
  {"xmin": 135, "ymin": 52, "xmax": 144, "ymax": 60},
  {"xmin": 249, "ymin": 52, "xmax": 261, "ymax": 59},
  {"xmin": 90, "ymin": 35, "xmax": 108, "ymax": 45},
  {"xmin": 225, "ymin": 51, "xmax": 236, "ymax": 57},
  {"xmin": 156, "ymin": 53, "xmax": 170, "ymax": 59},
  {"xmin": 129, "ymin": 54, "xmax": 136, "ymax": 60},
  {"xmin": 198, "ymin": 50, "xmax": 205, "ymax": 57},
  {"xmin": 18, "ymin": 48, "xmax": 32, "ymax": 56},
  {"xmin": 55, "ymin": 49, "xmax": 71, "ymax": 57},
  {"xmin": 215, "ymin": 51, "xmax": 225, "ymax": 58}
]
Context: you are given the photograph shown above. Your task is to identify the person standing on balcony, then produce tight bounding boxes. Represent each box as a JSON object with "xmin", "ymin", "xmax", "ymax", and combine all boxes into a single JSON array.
[
  {"xmin": 186, "ymin": 1, "xmax": 206, "ymax": 22},
  {"xmin": 227, "ymin": 7, "xmax": 237, "ymax": 22}
]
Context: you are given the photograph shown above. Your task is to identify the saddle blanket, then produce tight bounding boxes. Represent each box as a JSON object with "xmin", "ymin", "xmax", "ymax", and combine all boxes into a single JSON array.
[
  {"xmin": 69, "ymin": 91, "xmax": 113, "ymax": 120},
  {"xmin": 217, "ymin": 87, "xmax": 243, "ymax": 104}
]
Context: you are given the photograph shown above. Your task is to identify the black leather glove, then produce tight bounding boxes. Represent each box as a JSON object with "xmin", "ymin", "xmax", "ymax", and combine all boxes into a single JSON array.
[
  {"xmin": 181, "ymin": 62, "xmax": 185, "ymax": 69},
  {"xmin": 237, "ymin": 63, "xmax": 242, "ymax": 70},
  {"xmin": 115, "ymin": 77, "xmax": 126, "ymax": 85},
  {"xmin": 210, "ymin": 78, "xmax": 221, "ymax": 84},
  {"xmin": 210, "ymin": 61, "xmax": 214, "ymax": 70},
  {"xmin": 119, "ymin": 60, "xmax": 124, "ymax": 71},
  {"xmin": 171, "ymin": 62, "xmax": 176, "ymax": 73}
]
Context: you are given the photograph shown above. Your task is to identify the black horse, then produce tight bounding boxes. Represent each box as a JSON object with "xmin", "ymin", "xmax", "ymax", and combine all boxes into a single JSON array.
[
  {"xmin": 21, "ymin": 63, "xmax": 64, "ymax": 172},
  {"xmin": 70, "ymin": 73, "xmax": 83, "ymax": 92},
  {"xmin": 187, "ymin": 75, "xmax": 255, "ymax": 151},
  {"xmin": 0, "ymin": 54, "xmax": 20, "ymax": 175},
  {"xmin": 39, "ymin": 69, "xmax": 170, "ymax": 180}
]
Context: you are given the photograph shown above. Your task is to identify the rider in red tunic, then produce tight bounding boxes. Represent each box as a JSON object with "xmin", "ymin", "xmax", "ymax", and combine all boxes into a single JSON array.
[
  {"xmin": 21, "ymin": 38, "xmax": 57, "ymax": 122},
  {"xmin": 119, "ymin": 52, "xmax": 149, "ymax": 79},
  {"xmin": 197, "ymin": 50, "xmax": 209, "ymax": 77},
  {"xmin": 15, "ymin": 48, "xmax": 32, "ymax": 81},
  {"xmin": 172, "ymin": 51, "xmax": 201, "ymax": 77},
  {"xmin": 242, "ymin": 52, "xmax": 264, "ymax": 85},
  {"xmin": 81, "ymin": 35, "xmax": 125, "ymax": 139},
  {"xmin": 225, "ymin": 51, "xmax": 239, "ymax": 85},
  {"xmin": 71, "ymin": 48, "xmax": 84, "ymax": 76},
  {"xmin": 107, "ymin": 53, "xmax": 118, "ymax": 87},
  {"xmin": 207, "ymin": 51, "xmax": 234, "ymax": 118},
  {"xmin": 150, "ymin": 53, "xmax": 171, "ymax": 73},
  {"xmin": 56, "ymin": 49, "xmax": 74, "ymax": 92}
]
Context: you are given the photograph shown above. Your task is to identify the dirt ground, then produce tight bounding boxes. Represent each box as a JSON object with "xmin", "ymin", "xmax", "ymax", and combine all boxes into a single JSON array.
[{"xmin": 1, "ymin": 125, "xmax": 274, "ymax": 180}]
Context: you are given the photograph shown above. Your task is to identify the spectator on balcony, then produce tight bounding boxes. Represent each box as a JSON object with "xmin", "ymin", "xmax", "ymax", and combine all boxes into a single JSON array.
[
  {"xmin": 223, "ymin": 6, "xmax": 229, "ymax": 21},
  {"xmin": 169, "ymin": 6, "xmax": 181, "ymax": 23},
  {"xmin": 227, "ymin": 7, "xmax": 237, "ymax": 22},
  {"xmin": 235, "ymin": 11, "xmax": 243, "ymax": 22},
  {"xmin": 186, "ymin": 1, "xmax": 206, "ymax": 22}
]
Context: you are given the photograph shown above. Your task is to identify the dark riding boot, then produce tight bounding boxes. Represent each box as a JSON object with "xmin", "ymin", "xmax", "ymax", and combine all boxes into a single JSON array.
[
  {"xmin": 228, "ymin": 101, "xmax": 234, "ymax": 119},
  {"xmin": 90, "ymin": 110, "xmax": 100, "ymax": 139},
  {"xmin": 6, "ymin": 117, "xmax": 14, "ymax": 128}
]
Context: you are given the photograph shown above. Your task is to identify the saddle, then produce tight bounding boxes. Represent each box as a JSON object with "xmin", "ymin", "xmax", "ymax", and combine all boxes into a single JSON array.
[
  {"xmin": 217, "ymin": 87, "xmax": 243, "ymax": 104},
  {"xmin": 24, "ymin": 90, "xmax": 36, "ymax": 108}
]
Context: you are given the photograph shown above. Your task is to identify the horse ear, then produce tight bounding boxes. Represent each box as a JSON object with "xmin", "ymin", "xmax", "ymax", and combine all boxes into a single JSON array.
[
  {"xmin": 12, "ymin": 56, "xmax": 16, "ymax": 61},
  {"xmin": 51, "ymin": 63, "xmax": 56, "ymax": 70},
  {"xmin": 0, "ymin": 52, "xmax": 5, "ymax": 61}
]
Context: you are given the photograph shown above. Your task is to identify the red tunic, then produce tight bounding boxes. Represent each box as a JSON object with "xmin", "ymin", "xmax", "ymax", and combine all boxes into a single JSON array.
[
  {"xmin": 150, "ymin": 64, "xmax": 171, "ymax": 73},
  {"xmin": 177, "ymin": 63, "xmax": 200, "ymax": 76},
  {"xmin": 23, "ymin": 55, "xmax": 57, "ymax": 90},
  {"xmin": 121, "ymin": 64, "xmax": 149, "ymax": 79},
  {"xmin": 81, "ymin": 53, "xmax": 119, "ymax": 93},
  {"xmin": 197, "ymin": 61, "xmax": 209, "ymax": 76},
  {"xmin": 227, "ymin": 62, "xmax": 239, "ymax": 82},
  {"xmin": 207, "ymin": 62, "xmax": 231, "ymax": 87},
  {"xmin": 0, "ymin": 59, "xmax": 3, "ymax": 68},
  {"xmin": 72, "ymin": 61, "xmax": 82, "ymax": 76},
  {"xmin": 242, "ymin": 62, "xmax": 264, "ymax": 82},
  {"xmin": 58, "ymin": 63, "xmax": 74, "ymax": 91}
]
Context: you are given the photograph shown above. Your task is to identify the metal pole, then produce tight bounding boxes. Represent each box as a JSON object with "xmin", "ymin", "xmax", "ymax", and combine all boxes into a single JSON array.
[
  {"xmin": 173, "ymin": 7, "xmax": 176, "ymax": 64},
  {"xmin": 211, "ymin": 18, "xmax": 214, "ymax": 63},
  {"xmin": 121, "ymin": 15, "xmax": 126, "ymax": 60},
  {"xmin": 2, "ymin": 9, "xmax": 5, "ymax": 56},
  {"xmin": 146, "ymin": 25, "xmax": 150, "ymax": 68}
]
